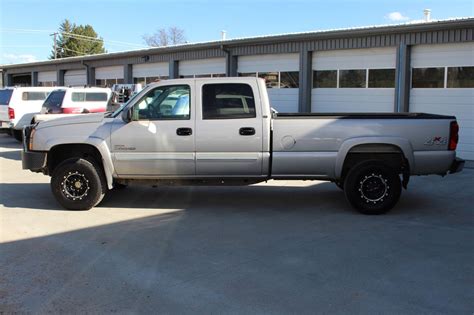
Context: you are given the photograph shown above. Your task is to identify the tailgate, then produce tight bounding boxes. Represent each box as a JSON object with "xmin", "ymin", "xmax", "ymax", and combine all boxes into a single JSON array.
[
  {"xmin": 0, "ymin": 105, "xmax": 8, "ymax": 119},
  {"xmin": 0, "ymin": 89, "xmax": 13, "ymax": 124}
]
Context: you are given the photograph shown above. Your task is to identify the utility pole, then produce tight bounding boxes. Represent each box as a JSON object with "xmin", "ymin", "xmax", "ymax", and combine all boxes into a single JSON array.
[{"xmin": 50, "ymin": 32, "xmax": 58, "ymax": 59}]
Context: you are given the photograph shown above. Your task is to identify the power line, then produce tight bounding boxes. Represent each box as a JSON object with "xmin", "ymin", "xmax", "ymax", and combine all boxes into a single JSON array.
[
  {"xmin": 0, "ymin": 28, "xmax": 148, "ymax": 48},
  {"xmin": 61, "ymin": 32, "xmax": 148, "ymax": 48}
]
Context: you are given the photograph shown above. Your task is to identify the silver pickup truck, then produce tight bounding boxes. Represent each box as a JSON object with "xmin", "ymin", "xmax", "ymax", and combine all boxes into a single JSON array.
[{"xmin": 22, "ymin": 78, "xmax": 464, "ymax": 214}]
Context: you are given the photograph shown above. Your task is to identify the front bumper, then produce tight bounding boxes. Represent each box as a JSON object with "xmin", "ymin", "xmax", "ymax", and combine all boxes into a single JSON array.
[
  {"xmin": 22, "ymin": 150, "xmax": 47, "ymax": 172},
  {"xmin": 22, "ymin": 125, "xmax": 47, "ymax": 172},
  {"xmin": 449, "ymin": 158, "xmax": 465, "ymax": 174}
]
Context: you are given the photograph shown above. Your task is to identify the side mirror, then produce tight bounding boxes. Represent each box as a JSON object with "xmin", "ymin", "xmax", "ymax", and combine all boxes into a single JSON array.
[{"xmin": 122, "ymin": 107, "xmax": 133, "ymax": 123}]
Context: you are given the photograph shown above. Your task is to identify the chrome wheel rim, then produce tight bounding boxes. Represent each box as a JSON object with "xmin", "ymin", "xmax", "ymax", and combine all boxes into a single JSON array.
[
  {"xmin": 61, "ymin": 171, "xmax": 90, "ymax": 201},
  {"xmin": 359, "ymin": 173, "xmax": 389, "ymax": 204}
]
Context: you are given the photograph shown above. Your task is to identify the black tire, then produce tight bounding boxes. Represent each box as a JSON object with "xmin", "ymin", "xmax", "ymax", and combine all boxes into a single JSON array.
[
  {"xmin": 344, "ymin": 160, "xmax": 401, "ymax": 215},
  {"xmin": 12, "ymin": 129, "xmax": 23, "ymax": 142},
  {"xmin": 51, "ymin": 158, "xmax": 106, "ymax": 210}
]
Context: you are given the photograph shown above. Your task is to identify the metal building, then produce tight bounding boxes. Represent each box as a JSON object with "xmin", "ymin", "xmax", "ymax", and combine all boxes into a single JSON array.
[{"xmin": 1, "ymin": 18, "xmax": 473, "ymax": 159}]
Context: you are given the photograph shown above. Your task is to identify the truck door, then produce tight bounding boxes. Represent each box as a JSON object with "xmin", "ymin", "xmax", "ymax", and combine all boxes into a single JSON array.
[
  {"xmin": 110, "ymin": 84, "xmax": 195, "ymax": 176},
  {"xmin": 195, "ymin": 82, "xmax": 264, "ymax": 175}
]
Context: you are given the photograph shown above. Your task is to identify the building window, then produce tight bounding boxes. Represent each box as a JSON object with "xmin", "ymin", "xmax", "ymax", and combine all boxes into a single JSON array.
[
  {"xmin": 145, "ymin": 76, "xmax": 161, "ymax": 84},
  {"xmin": 368, "ymin": 69, "xmax": 395, "ymax": 88},
  {"xmin": 339, "ymin": 69, "xmax": 366, "ymax": 88},
  {"xmin": 238, "ymin": 73, "xmax": 257, "ymax": 77},
  {"xmin": 280, "ymin": 72, "xmax": 299, "ymax": 88},
  {"xmin": 202, "ymin": 83, "xmax": 256, "ymax": 119},
  {"xmin": 258, "ymin": 72, "xmax": 279, "ymax": 88},
  {"xmin": 412, "ymin": 67, "xmax": 444, "ymax": 88},
  {"xmin": 212, "ymin": 73, "xmax": 226, "ymax": 78},
  {"xmin": 179, "ymin": 75, "xmax": 194, "ymax": 78},
  {"xmin": 38, "ymin": 81, "xmax": 56, "ymax": 87},
  {"xmin": 134, "ymin": 77, "xmax": 146, "ymax": 85},
  {"xmin": 95, "ymin": 79, "xmax": 106, "ymax": 87},
  {"xmin": 313, "ymin": 70, "xmax": 337, "ymax": 88},
  {"xmin": 195, "ymin": 74, "xmax": 212, "ymax": 78},
  {"xmin": 447, "ymin": 66, "xmax": 474, "ymax": 88}
]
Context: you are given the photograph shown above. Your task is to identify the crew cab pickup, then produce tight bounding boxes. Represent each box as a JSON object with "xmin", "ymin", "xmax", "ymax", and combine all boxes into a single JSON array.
[{"xmin": 22, "ymin": 78, "xmax": 464, "ymax": 214}]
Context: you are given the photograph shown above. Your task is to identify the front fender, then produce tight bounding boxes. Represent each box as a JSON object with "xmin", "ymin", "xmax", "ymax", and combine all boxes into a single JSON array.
[
  {"xmin": 85, "ymin": 137, "xmax": 115, "ymax": 190},
  {"xmin": 43, "ymin": 136, "xmax": 115, "ymax": 190},
  {"xmin": 335, "ymin": 137, "xmax": 415, "ymax": 179}
]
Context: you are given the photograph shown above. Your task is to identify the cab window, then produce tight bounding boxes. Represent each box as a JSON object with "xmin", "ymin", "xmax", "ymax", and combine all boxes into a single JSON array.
[
  {"xmin": 202, "ymin": 83, "xmax": 256, "ymax": 119},
  {"xmin": 133, "ymin": 85, "xmax": 190, "ymax": 120}
]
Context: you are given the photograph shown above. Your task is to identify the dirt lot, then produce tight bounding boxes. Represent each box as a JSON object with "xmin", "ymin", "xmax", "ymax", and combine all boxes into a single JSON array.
[{"xmin": 1, "ymin": 133, "xmax": 473, "ymax": 314}]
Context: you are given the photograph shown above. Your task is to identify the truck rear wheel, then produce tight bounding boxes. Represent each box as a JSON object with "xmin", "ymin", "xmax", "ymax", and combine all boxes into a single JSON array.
[
  {"xmin": 51, "ymin": 158, "xmax": 106, "ymax": 210},
  {"xmin": 344, "ymin": 160, "xmax": 401, "ymax": 215}
]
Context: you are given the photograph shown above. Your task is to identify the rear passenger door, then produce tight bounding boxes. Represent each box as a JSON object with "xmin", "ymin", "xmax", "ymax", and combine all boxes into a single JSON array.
[{"xmin": 195, "ymin": 82, "xmax": 263, "ymax": 176}]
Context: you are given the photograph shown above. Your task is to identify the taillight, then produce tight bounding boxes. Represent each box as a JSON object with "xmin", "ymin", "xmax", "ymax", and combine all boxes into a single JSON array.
[
  {"xmin": 448, "ymin": 121, "xmax": 459, "ymax": 151},
  {"xmin": 8, "ymin": 107, "xmax": 14, "ymax": 120}
]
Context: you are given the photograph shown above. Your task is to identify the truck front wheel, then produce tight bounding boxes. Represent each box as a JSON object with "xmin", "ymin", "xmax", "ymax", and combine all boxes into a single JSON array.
[
  {"xmin": 344, "ymin": 160, "xmax": 401, "ymax": 215},
  {"xmin": 51, "ymin": 158, "xmax": 106, "ymax": 210}
]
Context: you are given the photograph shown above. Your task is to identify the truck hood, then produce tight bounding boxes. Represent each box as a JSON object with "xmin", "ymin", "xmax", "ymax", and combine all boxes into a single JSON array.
[{"xmin": 36, "ymin": 113, "xmax": 105, "ymax": 130}]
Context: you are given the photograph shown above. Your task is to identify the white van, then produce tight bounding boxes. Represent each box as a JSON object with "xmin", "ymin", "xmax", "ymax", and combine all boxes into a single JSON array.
[{"xmin": 0, "ymin": 87, "xmax": 57, "ymax": 140}]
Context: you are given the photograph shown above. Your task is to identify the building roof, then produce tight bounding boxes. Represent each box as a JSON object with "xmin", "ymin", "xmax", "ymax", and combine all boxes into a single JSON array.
[{"xmin": 2, "ymin": 17, "xmax": 473, "ymax": 70}]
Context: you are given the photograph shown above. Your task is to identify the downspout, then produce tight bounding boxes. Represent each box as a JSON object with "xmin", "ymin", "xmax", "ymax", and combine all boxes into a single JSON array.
[{"xmin": 81, "ymin": 60, "xmax": 90, "ymax": 87}]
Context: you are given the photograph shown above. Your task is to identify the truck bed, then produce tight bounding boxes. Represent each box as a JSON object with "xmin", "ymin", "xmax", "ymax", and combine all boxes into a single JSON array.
[
  {"xmin": 271, "ymin": 112, "xmax": 456, "ymax": 178},
  {"xmin": 274, "ymin": 112, "xmax": 456, "ymax": 119}
]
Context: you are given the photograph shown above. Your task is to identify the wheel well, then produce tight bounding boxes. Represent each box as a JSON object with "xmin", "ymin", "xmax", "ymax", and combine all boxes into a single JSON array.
[
  {"xmin": 47, "ymin": 144, "xmax": 104, "ymax": 175},
  {"xmin": 341, "ymin": 144, "xmax": 410, "ymax": 182}
]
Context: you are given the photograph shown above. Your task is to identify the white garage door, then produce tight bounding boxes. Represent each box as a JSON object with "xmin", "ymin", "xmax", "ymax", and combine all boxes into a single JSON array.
[
  {"xmin": 410, "ymin": 43, "xmax": 474, "ymax": 160},
  {"xmin": 238, "ymin": 54, "xmax": 299, "ymax": 112},
  {"xmin": 38, "ymin": 71, "xmax": 56, "ymax": 84},
  {"xmin": 312, "ymin": 47, "xmax": 396, "ymax": 113},
  {"xmin": 133, "ymin": 62, "xmax": 168, "ymax": 78},
  {"xmin": 179, "ymin": 58, "xmax": 226, "ymax": 77},
  {"xmin": 95, "ymin": 66, "xmax": 124, "ymax": 80},
  {"xmin": 64, "ymin": 69, "xmax": 87, "ymax": 87}
]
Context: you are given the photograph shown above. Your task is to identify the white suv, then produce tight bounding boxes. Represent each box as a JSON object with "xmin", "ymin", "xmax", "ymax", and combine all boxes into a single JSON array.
[
  {"xmin": 35, "ymin": 87, "xmax": 112, "ymax": 123},
  {"xmin": 0, "ymin": 87, "xmax": 57, "ymax": 141}
]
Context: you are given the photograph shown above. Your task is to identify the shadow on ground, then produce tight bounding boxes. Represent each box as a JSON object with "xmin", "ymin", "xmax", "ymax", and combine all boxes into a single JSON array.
[
  {"xmin": 1, "ymin": 182, "xmax": 473, "ymax": 314},
  {"xmin": 0, "ymin": 150, "xmax": 21, "ymax": 161}
]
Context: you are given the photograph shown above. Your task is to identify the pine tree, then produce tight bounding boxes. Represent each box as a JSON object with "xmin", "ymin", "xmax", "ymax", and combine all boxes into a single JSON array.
[{"xmin": 50, "ymin": 19, "xmax": 106, "ymax": 59}]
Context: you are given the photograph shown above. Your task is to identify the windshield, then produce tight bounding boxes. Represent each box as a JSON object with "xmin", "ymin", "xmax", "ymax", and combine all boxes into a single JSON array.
[
  {"xmin": 0, "ymin": 89, "xmax": 13, "ymax": 105},
  {"xmin": 42, "ymin": 90, "xmax": 66, "ymax": 112}
]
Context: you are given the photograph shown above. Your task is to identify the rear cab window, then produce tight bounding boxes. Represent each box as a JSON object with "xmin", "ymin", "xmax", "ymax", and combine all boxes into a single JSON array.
[
  {"xmin": 42, "ymin": 90, "xmax": 66, "ymax": 113},
  {"xmin": 0, "ymin": 90, "xmax": 14, "ymax": 105},
  {"xmin": 202, "ymin": 83, "xmax": 256, "ymax": 119}
]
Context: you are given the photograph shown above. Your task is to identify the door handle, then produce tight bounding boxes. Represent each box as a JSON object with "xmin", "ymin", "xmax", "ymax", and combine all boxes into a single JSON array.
[
  {"xmin": 176, "ymin": 127, "xmax": 192, "ymax": 136},
  {"xmin": 239, "ymin": 127, "xmax": 255, "ymax": 136}
]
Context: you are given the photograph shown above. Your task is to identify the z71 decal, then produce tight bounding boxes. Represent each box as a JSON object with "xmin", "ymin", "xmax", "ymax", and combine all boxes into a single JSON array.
[{"xmin": 424, "ymin": 136, "xmax": 447, "ymax": 146}]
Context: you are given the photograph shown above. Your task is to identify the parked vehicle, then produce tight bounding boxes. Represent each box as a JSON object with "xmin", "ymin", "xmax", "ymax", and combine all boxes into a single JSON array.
[
  {"xmin": 0, "ymin": 86, "xmax": 57, "ymax": 141},
  {"xmin": 22, "ymin": 78, "xmax": 464, "ymax": 214},
  {"xmin": 33, "ymin": 87, "xmax": 112, "ymax": 123}
]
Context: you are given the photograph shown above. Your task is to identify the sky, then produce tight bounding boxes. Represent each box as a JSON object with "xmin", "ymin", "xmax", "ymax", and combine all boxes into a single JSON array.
[{"xmin": 0, "ymin": 0, "xmax": 473, "ymax": 65}]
